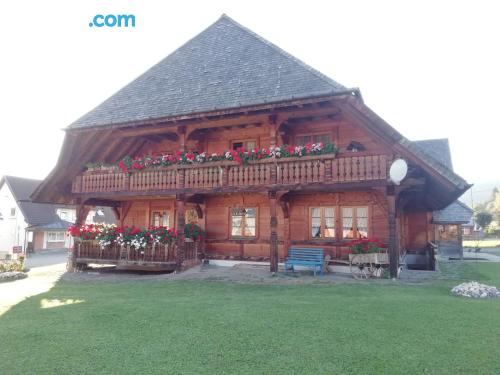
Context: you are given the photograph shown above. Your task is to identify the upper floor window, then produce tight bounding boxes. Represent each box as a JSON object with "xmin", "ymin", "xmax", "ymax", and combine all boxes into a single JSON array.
[
  {"xmin": 296, "ymin": 133, "xmax": 331, "ymax": 146},
  {"xmin": 10, "ymin": 208, "xmax": 16, "ymax": 217},
  {"xmin": 346, "ymin": 141, "xmax": 366, "ymax": 152},
  {"xmin": 310, "ymin": 207, "xmax": 336, "ymax": 239},
  {"xmin": 231, "ymin": 207, "xmax": 256, "ymax": 237},
  {"xmin": 232, "ymin": 139, "xmax": 257, "ymax": 151},
  {"xmin": 342, "ymin": 207, "xmax": 368, "ymax": 239},
  {"xmin": 151, "ymin": 211, "xmax": 170, "ymax": 227},
  {"xmin": 58, "ymin": 210, "xmax": 68, "ymax": 220}
]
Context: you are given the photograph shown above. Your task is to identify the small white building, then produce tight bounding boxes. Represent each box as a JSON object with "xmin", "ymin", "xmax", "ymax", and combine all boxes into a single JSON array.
[{"xmin": 0, "ymin": 176, "xmax": 115, "ymax": 259}]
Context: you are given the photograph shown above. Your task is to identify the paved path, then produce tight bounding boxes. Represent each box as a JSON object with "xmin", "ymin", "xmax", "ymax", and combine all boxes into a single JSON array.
[
  {"xmin": 461, "ymin": 251, "xmax": 500, "ymax": 262},
  {"xmin": 0, "ymin": 251, "xmax": 68, "ymax": 315}
]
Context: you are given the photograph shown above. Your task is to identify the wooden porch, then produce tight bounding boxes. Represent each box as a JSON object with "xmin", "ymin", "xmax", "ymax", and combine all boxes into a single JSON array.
[
  {"xmin": 75, "ymin": 240, "xmax": 200, "ymax": 272},
  {"xmin": 71, "ymin": 154, "xmax": 390, "ymax": 195}
]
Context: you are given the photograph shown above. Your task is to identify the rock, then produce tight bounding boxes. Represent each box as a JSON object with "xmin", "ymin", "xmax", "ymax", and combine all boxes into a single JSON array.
[
  {"xmin": 0, "ymin": 271, "xmax": 28, "ymax": 283},
  {"xmin": 451, "ymin": 281, "xmax": 500, "ymax": 299}
]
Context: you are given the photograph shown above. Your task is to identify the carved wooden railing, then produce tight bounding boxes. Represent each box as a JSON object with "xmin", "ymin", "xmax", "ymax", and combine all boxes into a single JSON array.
[
  {"xmin": 77, "ymin": 242, "xmax": 177, "ymax": 263},
  {"xmin": 72, "ymin": 154, "xmax": 390, "ymax": 194},
  {"xmin": 76, "ymin": 240, "xmax": 201, "ymax": 264}
]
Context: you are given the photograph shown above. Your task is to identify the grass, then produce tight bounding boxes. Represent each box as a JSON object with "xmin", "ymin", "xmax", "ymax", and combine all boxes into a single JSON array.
[
  {"xmin": 463, "ymin": 239, "xmax": 500, "ymax": 248},
  {"xmin": 1, "ymin": 264, "xmax": 500, "ymax": 374}
]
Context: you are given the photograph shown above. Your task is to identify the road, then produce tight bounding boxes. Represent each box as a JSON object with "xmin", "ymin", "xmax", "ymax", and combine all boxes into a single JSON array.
[{"xmin": 0, "ymin": 250, "xmax": 68, "ymax": 315}]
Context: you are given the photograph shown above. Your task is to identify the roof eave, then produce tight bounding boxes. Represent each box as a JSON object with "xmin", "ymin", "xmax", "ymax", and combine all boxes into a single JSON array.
[{"xmin": 66, "ymin": 89, "xmax": 360, "ymax": 133}]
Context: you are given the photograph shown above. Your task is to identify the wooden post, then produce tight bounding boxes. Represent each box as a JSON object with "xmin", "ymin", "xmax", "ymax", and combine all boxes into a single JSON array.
[
  {"xmin": 457, "ymin": 224, "xmax": 463, "ymax": 260},
  {"xmin": 269, "ymin": 191, "xmax": 278, "ymax": 273},
  {"xmin": 279, "ymin": 198, "xmax": 290, "ymax": 260},
  {"xmin": 269, "ymin": 115, "xmax": 278, "ymax": 148},
  {"xmin": 178, "ymin": 126, "xmax": 186, "ymax": 151},
  {"xmin": 387, "ymin": 186, "xmax": 398, "ymax": 278},
  {"xmin": 69, "ymin": 204, "xmax": 91, "ymax": 272},
  {"xmin": 176, "ymin": 194, "xmax": 186, "ymax": 270}
]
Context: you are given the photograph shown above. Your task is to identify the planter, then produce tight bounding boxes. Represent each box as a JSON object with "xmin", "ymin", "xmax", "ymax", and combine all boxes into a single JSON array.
[{"xmin": 349, "ymin": 252, "xmax": 388, "ymax": 264}]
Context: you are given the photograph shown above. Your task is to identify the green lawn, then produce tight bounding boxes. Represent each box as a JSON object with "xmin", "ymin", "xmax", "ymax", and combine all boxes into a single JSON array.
[
  {"xmin": 1, "ymin": 264, "xmax": 500, "ymax": 375},
  {"xmin": 463, "ymin": 239, "xmax": 500, "ymax": 248}
]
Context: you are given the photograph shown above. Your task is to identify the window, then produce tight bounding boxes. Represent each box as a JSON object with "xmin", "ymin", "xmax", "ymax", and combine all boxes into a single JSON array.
[
  {"xmin": 438, "ymin": 225, "xmax": 459, "ymax": 241},
  {"xmin": 342, "ymin": 207, "xmax": 369, "ymax": 239},
  {"xmin": 231, "ymin": 207, "xmax": 256, "ymax": 237},
  {"xmin": 232, "ymin": 139, "xmax": 257, "ymax": 151},
  {"xmin": 47, "ymin": 232, "xmax": 65, "ymax": 242},
  {"xmin": 10, "ymin": 207, "xmax": 16, "ymax": 217},
  {"xmin": 186, "ymin": 209, "xmax": 199, "ymax": 224},
  {"xmin": 151, "ymin": 211, "xmax": 170, "ymax": 227},
  {"xmin": 346, "ymin": 141, "xmax": 366, "ymax": 152},
  {"xmin": 58, "ymin": 210, "xmax": 68, "ymax": 220},
  {"xmin": 310, "ymin": 207, "xmax": 336, "ymax": 239},
  {"xmin": 296, "ymin": 133, "xmax": 331, "ymax": 146}
]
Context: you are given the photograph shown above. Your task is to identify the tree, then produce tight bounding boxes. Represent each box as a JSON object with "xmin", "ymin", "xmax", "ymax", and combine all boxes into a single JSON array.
[
  {"xmin": 486, "ymin": 187, "xmax": 500, "ymax": 224},
  {"xmin": 475, "ymin": 211, "xmax": 493, "ymax": 230}
]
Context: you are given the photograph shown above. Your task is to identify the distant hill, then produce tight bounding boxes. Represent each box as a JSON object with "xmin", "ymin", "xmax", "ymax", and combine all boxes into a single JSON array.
[{"xmin": 459, "ymin": 180, "xmax": 500, "ymax": 208}]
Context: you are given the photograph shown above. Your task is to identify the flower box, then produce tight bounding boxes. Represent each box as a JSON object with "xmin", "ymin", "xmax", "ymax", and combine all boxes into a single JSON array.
[{"xmin": 348, "ymin": 252, "xmax": 388, "ymax": 264}]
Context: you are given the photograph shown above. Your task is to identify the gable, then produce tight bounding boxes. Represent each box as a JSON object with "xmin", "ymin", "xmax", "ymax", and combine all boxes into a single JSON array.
[
  {"xmin": 0, "ymin": 176, "xmax": 66, "ymax": 226},
  {"xmin": 69, "ymin": 15, "xmax": 347, "ymax": 130}
]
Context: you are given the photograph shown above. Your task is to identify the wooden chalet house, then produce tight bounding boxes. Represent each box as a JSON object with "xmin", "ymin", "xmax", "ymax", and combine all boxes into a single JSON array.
[{"xmin": 32, "ymin": 15, "xmax": 470, "ymax": 277}]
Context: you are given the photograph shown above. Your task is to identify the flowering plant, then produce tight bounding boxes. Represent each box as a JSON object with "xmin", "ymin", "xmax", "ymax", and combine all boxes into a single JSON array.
[
  {"xmin": 345, "ymin": 238, "xmax": 387, "ymax": 254},
  {"xmin": 184, "ymin": 223, "xmax": 205, "ymax": 240},
  {"xmin": 68, "ymin": 224, "xmax": 178, "ymax": 249},
  {"xmin": 87, "ymin": 142, "xmax": 337, "ymax": 173},
  {"xmin": 67, "ymin": 223, "xmax": 103, "ymax": 241}
]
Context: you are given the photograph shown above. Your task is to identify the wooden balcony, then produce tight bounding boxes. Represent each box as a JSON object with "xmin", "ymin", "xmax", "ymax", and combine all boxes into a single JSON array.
[
  {"xmin": 76, "ymin": 240, "xmax": 199, "ymax": 272},
  {"xmin": 71, "ymin": 154, "xmax": 390, "ymax": 195}
]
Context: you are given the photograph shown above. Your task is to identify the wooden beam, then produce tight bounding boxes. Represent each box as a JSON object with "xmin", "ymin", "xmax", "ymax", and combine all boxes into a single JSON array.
[
  {"xmin": 83, "ymin": 198, "xmax": 121, "ymax": 207},
  {"xmin": 111, "ymin": 207, "xmax": 120, "ymax": 221},
  {"xmin": 68, "ymin": 204, "xmax": 92, "ymax": 272},
  {"xmin": 120, "ymin": 201, "xmax": 133, "ymax": 227},
  {"xmin": 175, "ymin": 194, "xmax": 186, "ymax": 270},
  {"xmin": 387, "ymin": 186, "xmax": 399, "ymax": 278},
  {"xmin": 269, "ymin": 190, "xmax": 279, "ymax": 273}
]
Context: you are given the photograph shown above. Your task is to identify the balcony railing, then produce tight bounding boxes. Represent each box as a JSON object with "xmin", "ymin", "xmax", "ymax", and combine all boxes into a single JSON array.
[
  {"xmin": 75, "ymin": 240, "xmax": 199, "ymax": 271},
  {"xmin": 72, "ymin": 154, "xmax": 390, "ymax": 194}
]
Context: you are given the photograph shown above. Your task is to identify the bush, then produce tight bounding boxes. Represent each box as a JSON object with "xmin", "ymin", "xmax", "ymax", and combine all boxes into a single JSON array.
[{"xmin": 0, "ymin": 256, "xmax": 25, "ymax": 272}]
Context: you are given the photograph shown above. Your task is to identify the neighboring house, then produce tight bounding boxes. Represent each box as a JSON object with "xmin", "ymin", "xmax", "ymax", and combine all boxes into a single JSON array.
[
  {"xmin": 414, "ymin": 139, "xmax": 474, "ymax": 258},
  {"xmin": 0, "ymin": 176, "xmax": 115, "ymax": 258},
  {"xmin": 433, "ymin": 201, "xmax": 474, "ymax": 258},
  {"xmin": 32, "ymin": 15, "xmax": 470, "ymax": 277}
]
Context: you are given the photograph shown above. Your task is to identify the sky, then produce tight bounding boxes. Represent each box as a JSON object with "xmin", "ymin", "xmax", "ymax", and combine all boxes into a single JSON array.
[{"xmin": 0, "ymin": 0, "xmax": 499, "ymax": 187}]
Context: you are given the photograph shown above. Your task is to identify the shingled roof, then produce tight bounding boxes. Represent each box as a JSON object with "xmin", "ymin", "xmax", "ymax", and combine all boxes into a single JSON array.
[
  {"xmin": 69, "ymin": 14, "xmax": 347, "ymax": 129},
  {"xmin": 413, "ymin": 139, "xmax": 453, "ymax": 170},
  {"xmin": 411, "ymin": 139, "xmax": 473, "ymax": 222},
  {"xmin": 0, "ymin": 176, "xmax": 62, "ymax": 226},
  {"xmin": 433, "ymin": 200, "xmax": 473, "ymax": 224}
]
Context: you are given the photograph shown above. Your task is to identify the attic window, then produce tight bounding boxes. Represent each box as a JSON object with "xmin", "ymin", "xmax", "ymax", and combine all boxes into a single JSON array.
[
  {"xmin": 10, "ymin": 208, "xmax": 16, "ymax": 217},
  {"xmin": 346, "ymin": 141, "xmax": 365, "ymax": 152}
]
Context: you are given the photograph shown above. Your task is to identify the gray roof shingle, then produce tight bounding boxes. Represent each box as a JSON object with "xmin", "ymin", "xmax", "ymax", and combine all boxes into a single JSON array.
[
  {"xmin": 433, "ymin": 200, "xmax": 473, "ymax": 224},
  {"xmin": 1, "ymin": 176, "xmax": 116, "ymax": 226},
  {"xmin": 27, "ymin": 219, "xmax": 73, "ymax": 231},
  {"xmin": 412, "ymin": 139, "xmax": 473, "ymax": 223},
  {"xmin": 413, "ymin": 139, "xmax": 453, "ymax": 170},
  {"xmin": 69, "ymin": 14, "xmax": 347, "ymax": 129},
  {"xmin": 1, "ymin": 176, "xmax": 61, "ymax": 226}
]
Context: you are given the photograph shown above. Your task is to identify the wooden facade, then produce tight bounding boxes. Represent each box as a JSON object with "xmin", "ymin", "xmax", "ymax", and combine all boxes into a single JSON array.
[
  {"xmin": 32, "ymin": 16, "xmax": 470, "ymax": 277},
  {"xmin": 40, "ymin": 101, "xmax": 465, "ymax": 276}
]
